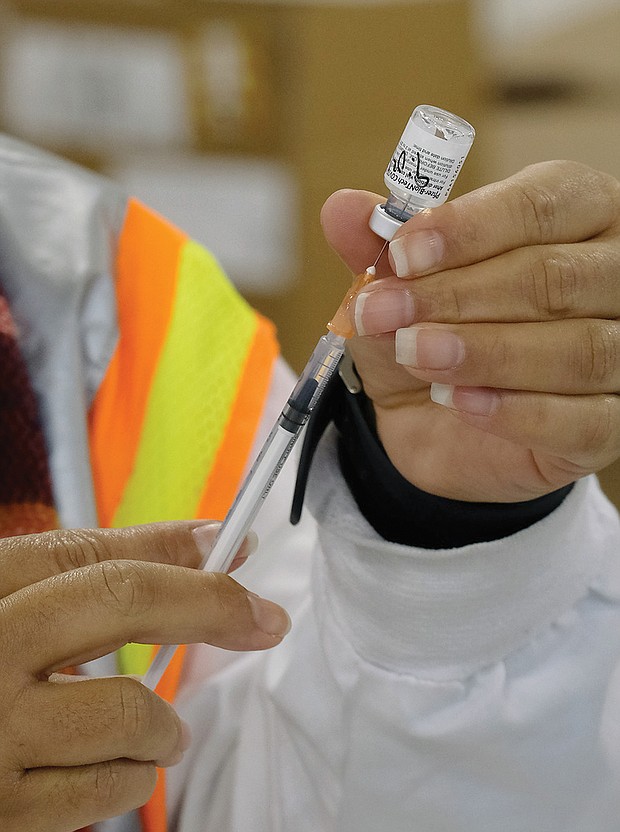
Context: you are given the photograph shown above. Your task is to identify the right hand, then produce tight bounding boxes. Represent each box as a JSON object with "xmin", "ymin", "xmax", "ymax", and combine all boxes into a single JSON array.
[
  {"xmin": 321, "ymin": 162, "xmax": 620, "ymax": 502},
  {"xmin": 0, "ymin": 522, "xmax": 290, "ymax": 832}
]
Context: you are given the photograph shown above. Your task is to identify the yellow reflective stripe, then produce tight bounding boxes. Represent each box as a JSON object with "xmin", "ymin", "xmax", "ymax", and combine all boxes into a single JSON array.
[
  {"xmin": 111, "ymin": 240, "xmax": 257, "ymax": 527},
  {"xmin": 116, "ymin": 642, "xmax": 155, "ymax": 677}
]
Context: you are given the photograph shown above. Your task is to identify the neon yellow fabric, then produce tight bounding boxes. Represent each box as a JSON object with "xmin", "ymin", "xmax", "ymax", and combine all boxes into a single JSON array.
[{"xmin": 112, "ymin": 241, "xmax": 258, "ymax": 527}]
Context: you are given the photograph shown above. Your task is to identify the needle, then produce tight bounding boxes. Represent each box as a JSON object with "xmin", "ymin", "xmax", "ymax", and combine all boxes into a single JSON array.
[{"xmin": 372, "ymin": 239, "xmax": 388, "ymax": 268}]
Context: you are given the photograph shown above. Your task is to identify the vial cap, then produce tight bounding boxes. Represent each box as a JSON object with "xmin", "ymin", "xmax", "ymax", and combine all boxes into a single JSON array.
[{"xmin": 369, "ymin": 204, "xmax": 404, "ymax": 241}]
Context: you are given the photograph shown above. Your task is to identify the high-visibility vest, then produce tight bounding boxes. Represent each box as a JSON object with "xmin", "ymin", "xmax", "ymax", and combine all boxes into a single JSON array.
[{"xmin": 88, "ymin": 199, "xmax": 279, "ymax": 832}]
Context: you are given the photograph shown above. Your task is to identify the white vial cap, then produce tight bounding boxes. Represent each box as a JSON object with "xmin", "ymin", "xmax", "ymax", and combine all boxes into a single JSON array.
[{"xmin": 369, "ymin": 203, "xmax": 406, "ymax": 241}]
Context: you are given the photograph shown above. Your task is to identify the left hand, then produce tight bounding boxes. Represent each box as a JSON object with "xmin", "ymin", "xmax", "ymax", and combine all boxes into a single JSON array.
[
  {"xmin": 321, "ymin": 160, "xmax": 620, "ymax": 502},
  {"xmin": 0, "ymin": 522, "xmax": 289, "ymax": 832}
]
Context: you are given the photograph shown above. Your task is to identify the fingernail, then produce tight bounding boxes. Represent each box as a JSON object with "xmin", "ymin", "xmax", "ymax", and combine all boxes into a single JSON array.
[
  {"xmin": 160, "ymin": 749, "xmax": 185, "ymax": 768},
  {"xmin": 431, "ymin": 383, "xmax": 500, "ymax": 416},
  {"xmin": 247, "ymin": 593, "xmax": 291, "ymax": 637},
  {"xmin": 354, "ymin": 286, "xmax": 415, "ymax": 336},
  {"xmin": 430, "ymin": 383, "xmax": 454, "ymax": 407},
  {"xmin": 192, "ymin": 525, "xmax": 258, "ymax": 567},
  {"xmin": 227, "ymin": 530, "xmax": 260, "ymax": 573},
  {"xmin": 389, "ymin": 230, "xmax": 445, "ymax": 277},
  {"xmin": 395, "ymin": 327, "xmax": 464, "ymax": 369},
  {"xmin": 179, "ymin": 720, "xmax": 192, "ymax": 752},
  {"xmin": 191, "ymin": 522, "xmax": 219, "ymax": 560},
  {"xmin": 156, "ymin": 720, "xmax": 192, "ymax": 768},
  {"xmin": 160, "ymin": 720, "xmax": 192, "ymax": 767},
  {"xmin": 243, "ymin": 530, "xmax": 259, "ymax": 557}
]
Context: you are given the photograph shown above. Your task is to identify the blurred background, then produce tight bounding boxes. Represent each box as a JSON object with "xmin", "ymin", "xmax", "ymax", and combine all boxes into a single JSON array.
[{"xmin": 0, "ymin": 0, "xmax": 619, "ymax": 500}]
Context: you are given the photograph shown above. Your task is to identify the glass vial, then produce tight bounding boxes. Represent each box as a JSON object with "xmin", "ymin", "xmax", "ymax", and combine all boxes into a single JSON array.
[{"xmin": 369, "ymin": 104, "xmax": 475, "ymax": 241}]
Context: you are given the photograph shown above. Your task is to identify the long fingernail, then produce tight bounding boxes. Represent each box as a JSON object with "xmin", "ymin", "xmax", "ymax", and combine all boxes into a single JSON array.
[
  {"xmin": 179, "ymin": 719, "xmax": 192, "ymax": 752},
  {"xmin": 395, "ymin": 327, "xmax": 464, "ymax": 369},
  {"xmin": 431, "ymin": 383, "xmax": 500, "ymax": 416},
  {"xmin": 159, "ymin": 749, "xmax": 185, "ymax": 768},
  {"xmin": 156, "ymin": 720, "xmax": 192, "ymax": 768},
  {"xmin": 243, "ymin": 530, "xmax": 259, "ymax": 557},
  {"xmin": 193, "ymin": 526, "xmax": 258, "ymax": 567},
  {"xmin": 247, "ymin": 593, "xmax": 291, "ymax": 637},
  {"xmin": 354, "ymin": 286, "xmax": 415, "ymax": 336},
  {"xmin": 389, "ymin": 230, "xmax": 445, "ymax": 277},
  {"xmin": 191, "ymin": 522, "xmax": 219, "ymax": 560}
]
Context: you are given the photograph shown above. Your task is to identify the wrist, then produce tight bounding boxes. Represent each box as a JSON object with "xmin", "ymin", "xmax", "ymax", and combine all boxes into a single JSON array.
[{"xmin": 335, "ymin": 373, "xmax": 573, "ymax": 548}]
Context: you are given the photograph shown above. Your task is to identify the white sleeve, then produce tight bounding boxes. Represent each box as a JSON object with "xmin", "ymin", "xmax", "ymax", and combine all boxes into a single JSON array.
[{"xmin": 169, "ymin": 426, "xmax": 620, "ymax": 832}]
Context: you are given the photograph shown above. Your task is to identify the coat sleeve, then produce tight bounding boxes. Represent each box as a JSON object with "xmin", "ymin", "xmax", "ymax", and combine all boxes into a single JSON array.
[{"xmin": 169, "ymin": 426, "xmax": 620, "ymax": 832}]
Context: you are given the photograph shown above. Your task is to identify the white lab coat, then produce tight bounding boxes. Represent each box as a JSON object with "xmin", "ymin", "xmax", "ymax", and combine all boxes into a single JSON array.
[
  {"xmin": 4, "ymin": 133, "xmax": 620, "ymax": 831},
  {"xmin": 166, "ymin": 417, "xmax": 620, "ymax": 832}
]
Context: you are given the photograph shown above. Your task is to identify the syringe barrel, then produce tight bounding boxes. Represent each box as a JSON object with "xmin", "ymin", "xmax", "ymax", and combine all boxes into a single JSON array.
[{"xmin": 281, "ymin": 331, "xmax": 345, "ymax": 430}]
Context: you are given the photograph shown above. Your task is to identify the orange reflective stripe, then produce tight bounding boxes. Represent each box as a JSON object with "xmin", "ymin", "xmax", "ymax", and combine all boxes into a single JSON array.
[
  {"xmin": 89, "ymin": 199, "xmax": 187, "ymax": 527},
  {"xmin": 197, "ymin": 313, "xmax": 278, "ymax": 520},
  {"xmin": 152, "ymin": 644, "xmax": 188, "ymax": 703},
  {"xmin": 140, "ymin": 779, "xmax": 166, "ymax": 832},
  {"xmin": 138, "ymin": 644, "xmax": 187, "ymax": 832}
]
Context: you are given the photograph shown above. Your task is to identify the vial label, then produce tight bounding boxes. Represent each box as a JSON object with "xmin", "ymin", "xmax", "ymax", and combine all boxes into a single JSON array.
[{"xmin": 385, "ymin": 119, "xmax": 470, "ymax": 206}]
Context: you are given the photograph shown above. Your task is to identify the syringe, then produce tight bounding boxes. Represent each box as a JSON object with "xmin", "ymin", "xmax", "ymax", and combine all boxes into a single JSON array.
[{"xmin": 142, "ymin": 266, "xmax": 377, "ymax": 691}]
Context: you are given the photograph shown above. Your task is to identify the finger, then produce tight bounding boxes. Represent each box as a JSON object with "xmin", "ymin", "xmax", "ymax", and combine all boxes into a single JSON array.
[
  {"xmin": 352, "ymin": 238, "xmax": 620, "ymax": 336},
  {"xmin": 2, "ymin": 560, "xmax": 291, "ymax": 674},
  {"xmin": 388, "ymin": 161, "xmax": 620, "ymax": 277},
  {"xmin": 15, "ymin": 675, "xmax": 188, "ymax": 769},
  {"xmin": 0, "ymin": 521, "xmax": 219, "ymax": 598},
  {"xmin": 12, "ymin": 759, "xmax": 156, "ymax": 832},
  {"xmin": 394, "ymin": 319, "xmax": 620, "ymax": 395},
  {"xmin": 429, "ymin": 385, "xmax": 620, "ymax": 478},
  {"xmin": 321, "ymin": 189, "xmax": 387, "ymax": 275}
]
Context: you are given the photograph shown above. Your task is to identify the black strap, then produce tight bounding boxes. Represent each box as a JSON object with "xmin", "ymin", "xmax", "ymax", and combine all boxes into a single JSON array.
[{"xmin": 290, "ymin": 362, "xmax": 343, "ymax": 525}]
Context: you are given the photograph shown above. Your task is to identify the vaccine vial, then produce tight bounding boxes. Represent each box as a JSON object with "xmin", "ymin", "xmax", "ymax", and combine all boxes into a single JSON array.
[{"xmin": 369, "ymin": 104, "xmax": 475, "ymax": 241}]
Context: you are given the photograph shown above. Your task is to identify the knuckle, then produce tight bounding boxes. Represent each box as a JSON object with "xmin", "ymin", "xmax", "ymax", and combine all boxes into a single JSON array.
[
  {"xmin": 432, "ymin": 280, "xmax": 464, "ymax": 322},
  {"xmin": 526, "ymin": 250, "xmax": 579, "ymax": 319},
  {"xmin": 117, "ymin": 677, "xmax": 153, "ymax": 743},
  {"xmin": 575, "ymin": 321, "xmax": 620, "ymax": 388},
  {"xmin": 569, "ymin": 320, "xmax": 620, "ymax": 393},
  {"xmin": 90, "ymin": 759, "xmax": 157, "ymax": 814},
  {"xmin": 88, "ymin": 560, "xmax": 154, "ymax": 618},
  {"xmin": 78, "ymin": 760, "xmax": 156, "ymax": 821},
  {"xmin": 578, "ymin": 397, "xmax": 616, "ymax": 456},
  {"xmin": 520, "ymin": 161, "xmax": 620, "ymax": 229},
  {"xmin": 51, "ymin": 529, "xmax": 113, "ymax": 573},
  {"xmin": 93, "ymin": 760, "xmax": 123, "ymax": 807},
  {"xmin": 515, "ymin": 177, "xmax": 559, "ymax": 244}
]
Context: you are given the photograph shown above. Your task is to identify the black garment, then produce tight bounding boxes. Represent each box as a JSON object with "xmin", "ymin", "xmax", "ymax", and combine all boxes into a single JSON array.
[{"xmin": 291, "ymin": 362, "xmax": 572, "ymax": 549}]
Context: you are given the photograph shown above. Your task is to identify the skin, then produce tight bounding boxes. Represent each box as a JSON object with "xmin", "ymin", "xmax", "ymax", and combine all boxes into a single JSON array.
[
  {"xmin": 321, "ymin": 160, "xmax": 620, "ymax": 502},
  {"xmin": 0, "ymin": 522, "xmax": 289, "ymax": 831}
]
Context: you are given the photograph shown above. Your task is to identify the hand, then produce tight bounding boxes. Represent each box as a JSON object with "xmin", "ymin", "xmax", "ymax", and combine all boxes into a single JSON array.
[
  {"xmin": 321, "ymin": 161, "xmax": 620, "ymax": 502},
  {"xmin": 0, "ymin": 523, "xmax": 290, "ymax": 832}
]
